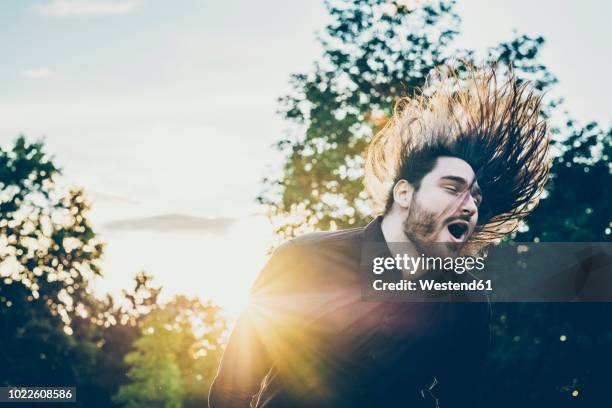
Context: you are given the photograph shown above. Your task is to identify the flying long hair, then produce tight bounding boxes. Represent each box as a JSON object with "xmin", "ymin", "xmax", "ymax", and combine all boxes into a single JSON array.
[{"xmin": 364, "ymin": 64, "xmax": 551, "ymax": 242}]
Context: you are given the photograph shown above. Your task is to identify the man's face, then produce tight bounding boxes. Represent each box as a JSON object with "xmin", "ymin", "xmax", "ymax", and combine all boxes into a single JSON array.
[{"xmin": 403, "ymin": 156, "xmax": 482, "ymax": 255}]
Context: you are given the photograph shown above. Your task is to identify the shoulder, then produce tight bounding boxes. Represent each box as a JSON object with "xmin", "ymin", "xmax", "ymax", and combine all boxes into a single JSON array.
[
  {"xmin": 291, "ymin": 226, "xmax": 365, "ymax": 251},
  {"xmin": 251, "ymin": 226, "xmax": 366, "ymax": 294},
  {"xmin": 267, "ymin": 226, "xmax": 366, "ymax": 262}
]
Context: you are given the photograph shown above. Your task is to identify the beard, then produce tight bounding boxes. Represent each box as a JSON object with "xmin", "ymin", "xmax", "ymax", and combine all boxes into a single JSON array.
[{"xmin": 402, "ymin": 191, "xmax": 463, "ymax": 258}]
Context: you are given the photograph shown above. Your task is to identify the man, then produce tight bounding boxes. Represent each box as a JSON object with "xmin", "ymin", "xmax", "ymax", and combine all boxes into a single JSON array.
[{"xmin": 209, "ymin": 67, "xmax": 550, "ymax": 407}]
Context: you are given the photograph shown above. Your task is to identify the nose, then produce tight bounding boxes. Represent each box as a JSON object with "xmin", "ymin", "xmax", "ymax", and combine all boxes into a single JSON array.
[{"xmin": 460, "ymin": 193, "xmax": 478, "ymax": 218}]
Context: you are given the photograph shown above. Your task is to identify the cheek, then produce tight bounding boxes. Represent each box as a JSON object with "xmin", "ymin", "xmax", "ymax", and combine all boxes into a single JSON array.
[{"xmin": 415, "ymin": 188, "xmax": 454, "ymax": 215}]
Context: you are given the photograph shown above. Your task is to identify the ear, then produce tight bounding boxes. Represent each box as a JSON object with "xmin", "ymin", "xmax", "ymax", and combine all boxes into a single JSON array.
[{"xmin": 392, "ymin": 179, "xmax": 414, "ymax": 209}]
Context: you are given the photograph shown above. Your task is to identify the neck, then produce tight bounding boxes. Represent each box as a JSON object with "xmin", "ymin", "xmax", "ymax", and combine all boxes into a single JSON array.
[
  {"xmin": 381, "ymin": 211, "xmax": 408, "ymax": 242},
  {"xmin": 381, "ymin": 212, "xmax": 423, "ymax": 278}
]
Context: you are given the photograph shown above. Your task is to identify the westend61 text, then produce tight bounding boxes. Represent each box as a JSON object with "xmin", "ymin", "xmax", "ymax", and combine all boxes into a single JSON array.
[{"xmin": 373, "ymin": 279, "xmax": 493, "ymax": 292}]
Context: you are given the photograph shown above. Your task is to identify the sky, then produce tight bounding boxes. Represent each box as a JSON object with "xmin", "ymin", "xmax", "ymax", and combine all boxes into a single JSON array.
[{"xmin": 1, "ymin": 0, "xmax": 610, "ymax": 316}]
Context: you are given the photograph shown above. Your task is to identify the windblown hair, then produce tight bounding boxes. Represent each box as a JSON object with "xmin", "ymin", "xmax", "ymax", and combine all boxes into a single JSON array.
[{"xmin": 364, "ymin": 65, "xmax": 551, "ymax": 242}]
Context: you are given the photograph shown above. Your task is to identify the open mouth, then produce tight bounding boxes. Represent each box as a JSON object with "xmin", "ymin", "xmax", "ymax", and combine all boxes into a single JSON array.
[{"xmin": 447, "ymin": 221, "xmax": 469, "ymax": 241}]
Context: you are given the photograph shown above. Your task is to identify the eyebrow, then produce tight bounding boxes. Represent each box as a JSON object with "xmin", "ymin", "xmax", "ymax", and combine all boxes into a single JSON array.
[{"xmin": 440, "ymin": 175, "xmax": 482, "ymax": 197}]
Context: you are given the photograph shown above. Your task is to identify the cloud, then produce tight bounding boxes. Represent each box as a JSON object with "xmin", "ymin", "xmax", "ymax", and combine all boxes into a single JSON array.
[
  {"xmin": 31, "ymin": 0, "xmax": 142, "ymax": 18},
  {"xmin": 103, "ymin": 214, "xmax": 236, "ymax": 234},
  {"xmin": 21, "ymin": 68, "xmax": 55, "ymax": 79}
]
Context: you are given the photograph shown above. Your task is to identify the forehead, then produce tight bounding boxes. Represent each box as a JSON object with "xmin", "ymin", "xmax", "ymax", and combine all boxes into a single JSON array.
[{"xmin": 422, "ymin": 156, "xmax": 478, "ymax": 186}]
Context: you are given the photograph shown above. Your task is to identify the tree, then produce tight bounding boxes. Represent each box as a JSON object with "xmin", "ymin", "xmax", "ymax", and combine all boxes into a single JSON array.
[
  {"xmin": 0, "ymin": 136, "xmax": 104, "ymax": 389},
  {"xmin": 113, "ymin": 304, "xmax": 184, "ymax": 408},
  {"xmin": 75, "ymin": 271, "xmax": 163, "ymax": 408},
  {"xmin": 516, "ymin": 120, "xmax": 611, "ymax": 242},
  {"xmin": 258, "ymin": 0, "xmax": 556, "ymax": 239},
  {"xmin": 482, "ymin": 121, "xmax": 611, "ymax": 407},
  {"xmin": 1, "ymin": 136, "xmax": 230, "ymax": 407},
  {"xmin": 260, "ymin": 0, "xmax": 612, "ymax": 406},
  {"xmin": 113, "ymin": 295, "xmax": 228, "ymax": 408},
  {"xmin": 0, "ymin": 137, "xmax": 161, "ymax": 406}
]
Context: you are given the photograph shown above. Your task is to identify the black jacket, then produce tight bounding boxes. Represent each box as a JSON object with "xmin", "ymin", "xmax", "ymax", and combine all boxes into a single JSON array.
[{"xmin": 209, "ymin": 217, "xmax": 490, "ymax": 408}]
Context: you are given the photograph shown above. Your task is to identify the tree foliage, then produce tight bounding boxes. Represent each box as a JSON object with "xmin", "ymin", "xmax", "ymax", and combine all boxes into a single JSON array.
[
  {"xmin": 258, "ymin": 0, "xmax": 557, "ymax": 239},
  {"xmin": 0, "ymin": 136, "xmax": 104, "ymax": 391},
  {"xmin": 114, "ymin": 296, "xmax": 228, "ymax": 408},
  {"xmin": 0, "ymin": 137, "xmax": 229, "ymax": 407},
  {"xmin": 515, "ymin": 120, "xmax": 611, "ymax": 242},
  {"xmin": 261, "ymin": 0, "xmax": 612, "ymax": 406},
  {"xmin": 0, "ymin": 136, "xmax": 104, "ymax": 326}
]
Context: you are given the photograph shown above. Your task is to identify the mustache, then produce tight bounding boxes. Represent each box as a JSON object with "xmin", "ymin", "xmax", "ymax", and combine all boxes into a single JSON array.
[
  {"xmin": 443, "ymin": 214, "xmax": 472, "ymax": 225},
  {"xmin": 405, "ymin": 199, "xmax": 474, "ymax": 238}
]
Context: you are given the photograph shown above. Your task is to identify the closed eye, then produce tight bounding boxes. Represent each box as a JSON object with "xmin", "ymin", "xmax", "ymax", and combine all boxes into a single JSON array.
[
  {"xmin": 444, "ymin": 185, "xmax": 482, "ymax": 207},
  {"xmin": 444, "ymin": 185, "xmax": 458, "ymax": 193}
]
